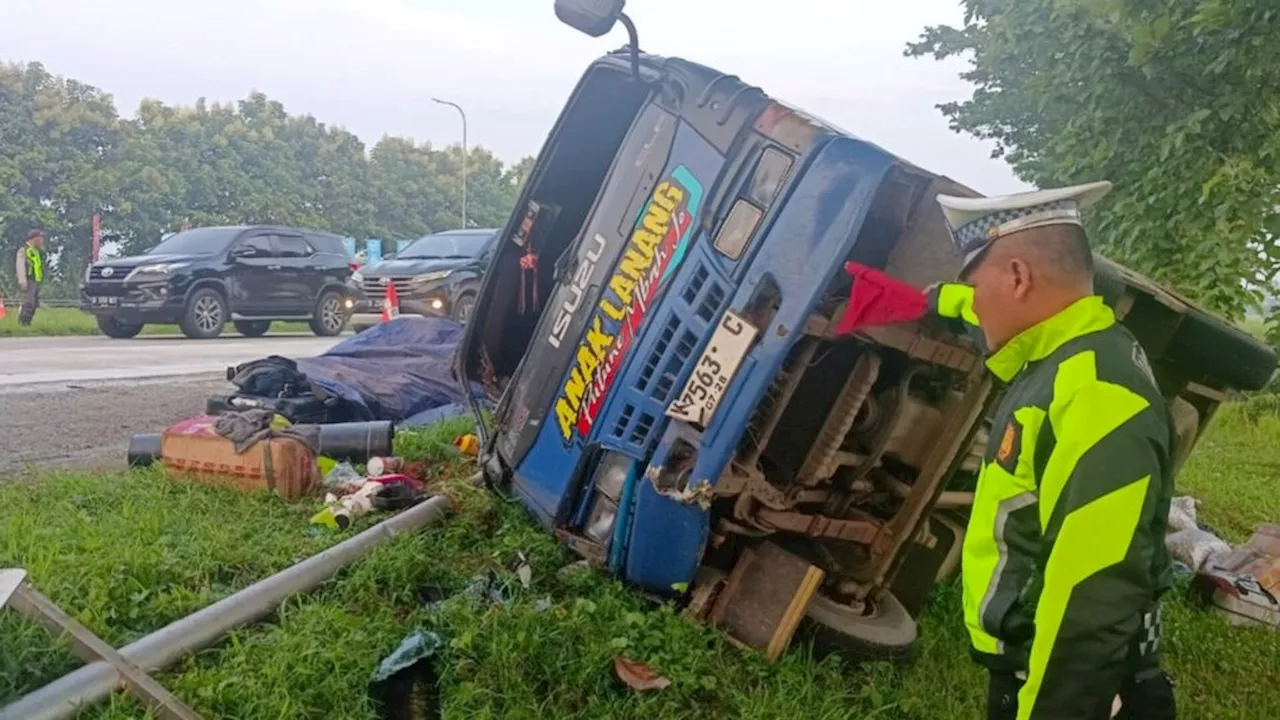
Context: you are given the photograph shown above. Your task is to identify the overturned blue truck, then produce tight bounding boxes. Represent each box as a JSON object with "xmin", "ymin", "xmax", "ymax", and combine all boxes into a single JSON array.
[{"xmin": 455, "ymin": 1, "xmax": 1278, "ymax": 660}]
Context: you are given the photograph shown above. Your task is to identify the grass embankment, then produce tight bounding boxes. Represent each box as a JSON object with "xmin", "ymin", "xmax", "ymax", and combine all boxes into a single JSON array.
[
  {"xmin": 2, "ymin": 412, "xmax": 1279, "ymax": 719},
  {"xmin": 0, "ymin": 307, "xmax": 311, "ymax": 338}
]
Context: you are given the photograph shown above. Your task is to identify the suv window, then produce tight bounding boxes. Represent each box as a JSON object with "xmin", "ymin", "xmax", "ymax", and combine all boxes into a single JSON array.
[
  {"xmin": 275, "ymin": 235, "xmax": 314, "ymax": 258},
  {"xmin": 305, "ymin": 233, "xmax": 347, "ymax": 256},
  {"xmin": 238, "ymin": 235, "xmax": 276, "ymax": 257}
]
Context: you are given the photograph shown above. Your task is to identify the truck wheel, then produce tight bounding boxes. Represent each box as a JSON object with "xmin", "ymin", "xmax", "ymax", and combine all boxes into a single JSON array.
[
  {"xmin": 234, "ymin": 320, "xmax": 272, "ymax": 338},
  {"xmin": 180, "ymin": 288, "xmax": 226, "ymax": 339},
  {"xmin": 96, "ymin": 316, "xmax": 143, "ymax": 339},
  {"xmin": 801, "ymin": 590, "xmax": 917, "ymax": 663},
  {"xmin": 310, "ymin": 291, "xmax": 347, "ymax": 337}
]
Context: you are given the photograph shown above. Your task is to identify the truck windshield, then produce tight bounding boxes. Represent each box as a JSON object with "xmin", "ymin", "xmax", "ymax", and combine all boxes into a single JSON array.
[
  {"xmin": 148, "ymin": 228, "xmax": 239, "ymax": 255},
  {"xmin": 399, "ymin": 232, "xmax": 492, "ymax": 259}
]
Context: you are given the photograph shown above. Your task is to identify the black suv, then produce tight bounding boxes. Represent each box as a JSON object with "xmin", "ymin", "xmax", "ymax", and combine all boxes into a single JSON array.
[
  {"xmin": 351, "ymin": 228, "xmax": 499, "ymax": 329},
  {"xmin": 81, "ymin": 225, "xmax": 358, "ymax": 339}
]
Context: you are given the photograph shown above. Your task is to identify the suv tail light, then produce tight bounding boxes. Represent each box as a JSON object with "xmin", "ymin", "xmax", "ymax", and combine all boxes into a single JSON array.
[{"xmin": 349, "ymin": 262, "xmax": 360, "ymax": 272}]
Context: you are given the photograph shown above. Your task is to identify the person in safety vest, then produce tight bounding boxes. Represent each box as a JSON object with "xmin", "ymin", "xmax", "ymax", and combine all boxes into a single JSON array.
[
  {"xmin": 927, "ymin": 182, "xmax": 1176, "ymax": 720},
  {"xmin": 15, "ymin": 228, "xmax": 46, "ymax": 327}
]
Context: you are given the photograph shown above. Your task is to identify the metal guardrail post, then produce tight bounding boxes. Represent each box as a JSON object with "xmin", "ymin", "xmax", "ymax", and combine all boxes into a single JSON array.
[{"xmin": 1, "ymin": 494, "xmax": 453, "ymax": 720}]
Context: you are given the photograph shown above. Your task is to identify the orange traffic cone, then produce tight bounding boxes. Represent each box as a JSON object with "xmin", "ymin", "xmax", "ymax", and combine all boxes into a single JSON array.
[
  {"xmin": 380, "ymin": 281, "xmax": 400, "ymax": 323},
  {"xmin": 0, "ymin": 295, "xmax": 7, "ymax": 321}
]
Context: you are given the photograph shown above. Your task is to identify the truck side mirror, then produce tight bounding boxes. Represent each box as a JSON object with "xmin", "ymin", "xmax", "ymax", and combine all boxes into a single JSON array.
[{"xmin": 555, "ymin": 0, "xmax": 625, "ymax": 37}]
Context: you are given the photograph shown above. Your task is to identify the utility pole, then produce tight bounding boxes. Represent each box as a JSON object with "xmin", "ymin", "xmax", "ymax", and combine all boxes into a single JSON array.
[{"xmin": 432, "ymin": 98, "xmax": 468, "ymax": 229}]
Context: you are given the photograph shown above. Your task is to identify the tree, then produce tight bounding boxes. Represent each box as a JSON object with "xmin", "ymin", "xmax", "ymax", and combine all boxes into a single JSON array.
[
  {"xmin": 0, "ymin": 62, "xmax": 121, "ymax": 291},
  {"xmin": 906, "ymin": 0, "xmax": 1280, "ymax": 338}
]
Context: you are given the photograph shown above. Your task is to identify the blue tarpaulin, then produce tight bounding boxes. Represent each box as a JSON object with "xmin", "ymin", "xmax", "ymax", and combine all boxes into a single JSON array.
[{"xmin": 292, "ymin": 317, "xmax": 486, "ymax": 423}]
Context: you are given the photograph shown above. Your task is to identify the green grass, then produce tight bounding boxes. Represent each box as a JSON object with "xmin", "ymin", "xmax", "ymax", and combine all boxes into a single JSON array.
[
  {"xmin": 2, "ymin": 412, "xmax": 1279, "ymax": 718},
  {"xmin": 0, "ymin": 307, "xmax": 312, "ymax": 338}
]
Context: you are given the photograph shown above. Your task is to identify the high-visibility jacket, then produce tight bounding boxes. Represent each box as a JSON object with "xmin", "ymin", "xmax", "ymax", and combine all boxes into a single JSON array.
[
  {"xmin": 933, "ymin": 285, "xmax": 1174, "ymax": 720},
  {"xmin": 17, "ymin": 244, "xmax": 44, "ymax": 283}
]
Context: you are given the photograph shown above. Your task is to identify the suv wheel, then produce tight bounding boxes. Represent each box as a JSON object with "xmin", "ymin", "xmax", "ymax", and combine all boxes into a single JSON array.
[
  {"xmin": 310, "ymin": 291, "xmax": 347, "ymax": 337},
  {"xmin": 234, "ymin": 320, "xmax": 272, "ymax": 337},
  {"xmin": 96, "ymin": 316, "xmax": 144, "ymax": 339},
  {"xmin": 451, "ymin": 293, "xmax": 477, "ymax": 324},
  {"xmin": 180, "ymin": 288, "xmax": 226, "ymax": 339}
]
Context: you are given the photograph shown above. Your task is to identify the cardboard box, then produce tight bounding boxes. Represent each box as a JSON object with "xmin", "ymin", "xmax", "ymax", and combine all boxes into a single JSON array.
[{"xmin": 161, "ymin": 415, "xmax": 318, "ymax": 501}]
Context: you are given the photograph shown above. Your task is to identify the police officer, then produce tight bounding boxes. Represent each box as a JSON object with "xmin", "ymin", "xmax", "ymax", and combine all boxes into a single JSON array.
[
  {"xmin": 929, "ymin": 182, "xmax": 1177, "ymax": 719},
  {"xmin": 15, "ymin": 228, "xmax": 45, "ymax": 326}
]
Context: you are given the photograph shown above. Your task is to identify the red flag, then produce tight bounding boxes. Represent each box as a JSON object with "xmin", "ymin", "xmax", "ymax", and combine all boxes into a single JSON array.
[
  {"xmin": 380, "ymin": 281, "xmax": 400, "ymax": 322},
  {"xmin": 833, "ymin": 262, "xmax": 927, "ymax": 335}
]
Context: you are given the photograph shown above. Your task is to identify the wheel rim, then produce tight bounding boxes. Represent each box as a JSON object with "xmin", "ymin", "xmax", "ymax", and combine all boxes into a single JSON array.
[
  {"xmin": 457, "ymin": 298, "xmax": 474, "ymax": 323},
  {"xmin": 322, "ymin": 297, "xmax": 342, "ymax": 331},
  {"xmin": 194, "ymin": 296, "xmax": 222, "ymax": 332}
]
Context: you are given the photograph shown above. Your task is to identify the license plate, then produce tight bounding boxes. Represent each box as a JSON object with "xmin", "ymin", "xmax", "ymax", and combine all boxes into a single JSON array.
[
  {"xmin": 90, "ymin": 296, "xmax": 119, "ymax": 307},
  {"xmin": 667, "ymin": 310, "xmax": 758, "ymax": 427}
]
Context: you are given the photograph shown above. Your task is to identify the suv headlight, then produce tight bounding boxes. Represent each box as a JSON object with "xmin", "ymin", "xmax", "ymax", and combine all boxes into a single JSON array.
[
  {"xmin": 410, "ymin": 270, "xmax": 452, "ymax": 284},
  {"xmin": 127, "ymin": 262, "xmax": 188, "ymax": 282}
]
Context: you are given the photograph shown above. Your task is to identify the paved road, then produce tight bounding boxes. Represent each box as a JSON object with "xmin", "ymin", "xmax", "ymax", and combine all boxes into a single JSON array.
[
  {"xmin": 0, "ymin": 375, "xmax": 229, "ymax": 475},
  {"xmin": 0, "ymin": 334, "xmax": 343, "ymax": 386}
]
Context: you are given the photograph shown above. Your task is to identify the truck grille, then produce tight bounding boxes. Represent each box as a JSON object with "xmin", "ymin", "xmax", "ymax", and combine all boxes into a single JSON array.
[
  {"xmin": 607, "ymin": 253, "xmax": 729, "ymax": 455},
  {"xmin": 361, "ymin": 276, "xmax": 413, "ymax": 297}
]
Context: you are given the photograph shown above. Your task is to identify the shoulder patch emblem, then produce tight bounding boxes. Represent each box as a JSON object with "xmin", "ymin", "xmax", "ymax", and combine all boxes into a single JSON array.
[
  {"xmin": 995, "ymin": 418, "xmax": 1022, "ymax": 472},
  {"xmin": 1132, "ymin": 341, "xmax": 1157, "ymax": 389}
]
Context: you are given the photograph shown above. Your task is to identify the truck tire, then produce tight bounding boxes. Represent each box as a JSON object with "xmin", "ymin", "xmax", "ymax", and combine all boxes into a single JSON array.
[
  {"xmin": 180, "ymin": 288, "xmax": 226, "ymax": 339},
  {"xmin": 310, "ymin": 290, "xmax": 347, "ymax": 337},
  {"xmin": 96, "ymin": 315, "xmax": 143, "ymax": 339},
  {"xmin": 801, "ymin": 590, "xmax": 917, "ymax": 663},
  {"xmin": 234, "ymin": 320, "xmax": 271, "ymax": 337}
]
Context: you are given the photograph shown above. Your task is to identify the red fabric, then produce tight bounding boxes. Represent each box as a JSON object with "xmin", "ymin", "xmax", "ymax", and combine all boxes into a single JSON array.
[
  {"xmin": 833, "ymin": 261, "xmax": 927, "ymax": 335},
  {"xmin": 519, "ymin": 251, "xmax": 540, "ymax": 314},
  {"xmin": 381, "ymin": 282, "xmax": 400, "ymax": 322}
]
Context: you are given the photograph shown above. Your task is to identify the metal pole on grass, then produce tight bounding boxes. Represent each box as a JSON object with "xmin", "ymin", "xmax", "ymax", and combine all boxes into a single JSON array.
[
  {"xmin": 1, "ymin": 495, "xmax": 452, "ymax": 720},
  {"xmin": 432, "ymin": 97, "xmax": 468, "ymax": 229}
]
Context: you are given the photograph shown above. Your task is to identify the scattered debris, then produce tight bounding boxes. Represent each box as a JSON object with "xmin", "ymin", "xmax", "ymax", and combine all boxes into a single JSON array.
[
  {"xmin": 452, "ymin": 434, "xmax": 480, "ymax": 456},
  {"xmin": 1198, "ymin": 524, "xmax": 1280, "ymax": 630},
  {"xmin": 513, "ymin": 552, "xmax": 533, "ymax": 589},
  {"xmin": 422, "ymin": 570, "xmax": 516, "ymax": 613},
  {"xmin": 1164, "ymin": 496, "xmax": 1233, "ymax": 573},
  {"xmin": 323, "ymin": 461, "xmax": 364, "ymax": 489},
  {"xmin": 369, "ymin": 630, "xmax": 446, "ymax": 720},
  {"xmin": 612, "ymin": 656, "xmax": 671, "ymax": 692},
  {"xmin": 311, "ymin": 476, "xmax": 428, "ymax": 531},
  {"xmin": 369, "ymin": 456, "xmax": 406, "ymax": 476}
]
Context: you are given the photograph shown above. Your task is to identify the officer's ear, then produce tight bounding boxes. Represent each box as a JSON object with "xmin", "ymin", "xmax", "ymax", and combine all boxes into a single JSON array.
[{"xmin": 1008, "ymin": 256, "xmax": 1033, "ymax": 302}]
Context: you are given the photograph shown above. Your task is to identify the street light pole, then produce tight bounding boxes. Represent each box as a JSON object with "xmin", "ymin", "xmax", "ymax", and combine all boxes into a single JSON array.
[{"xmin": 432, "ymin": 98, "xmax": 467, "ymax": 229}]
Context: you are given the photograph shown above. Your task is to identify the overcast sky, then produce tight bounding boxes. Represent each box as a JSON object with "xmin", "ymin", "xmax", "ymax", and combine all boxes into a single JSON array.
[{"xmin": 1, "ymin": 0, "xmax": 1029, "ymax": 195}]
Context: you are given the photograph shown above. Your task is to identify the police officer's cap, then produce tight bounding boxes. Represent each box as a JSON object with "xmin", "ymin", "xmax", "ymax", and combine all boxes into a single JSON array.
[{"xmin": 937, "ymin": 181, "xmax": 1112, "ymax": 275}]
